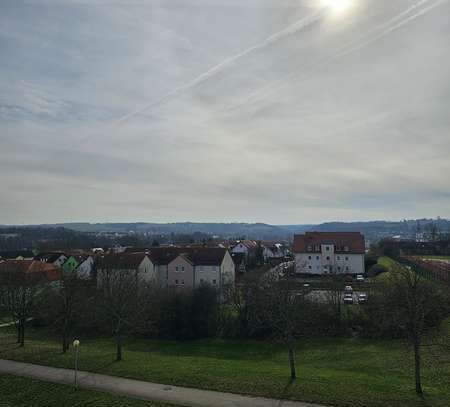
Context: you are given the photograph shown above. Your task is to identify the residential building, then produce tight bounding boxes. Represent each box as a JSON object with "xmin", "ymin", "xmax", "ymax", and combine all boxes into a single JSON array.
[
  {"xmin": 35, "ymin": 252, "xmax": 67, "ymax": 268},
  {"xmin": 0, "ymin": 260, "xmax": 61, "ymax": 282},
  {"xmin": 62, "ymin": 255, "xmax": 80, "ymax": 273},
  {"xmin": 262, "ymin": 243, "xmax": 286, "ymax": 262},
  {"xmin": 294, "ymin": 232, "xmax": 365, "ymax": 275},
  {"xmin": 125, "ymin": 247, "xmax": 235, "ymax": 289},
  {"xmin": 96, "ymin": 253, "xmax": 156, "ymax": 286},
  {"xmin": 231, "ymin": 240, "xmax": 258, "ymax": 258},
  {"xmin": 75, "ymin": 255, "xmax": 95, "ymax": 279}
]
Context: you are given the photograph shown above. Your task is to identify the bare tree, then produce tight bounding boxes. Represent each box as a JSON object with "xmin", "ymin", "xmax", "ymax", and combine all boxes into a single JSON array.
[
  {"xmin": 97, "ymin": 266, "xmax": 146, "ymax": 361},
  {"xmin": 41, "ymin": 270, "xmax": 91, "ymax": 353},
  {"xmin": 0, "ymin": 265, "xmax": 45, "ymax": 347},
  {"xmin": 382, "ymin": 262, "xmax": 449, "ymax": 397},
  {"xmin": 261, "ymin": 270, "xmax": 305, "ymax": 381}
]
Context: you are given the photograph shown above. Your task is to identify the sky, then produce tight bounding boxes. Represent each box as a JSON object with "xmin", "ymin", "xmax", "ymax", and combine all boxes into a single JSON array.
[{"xmin": 1, "ymin": 0, "xmax": 449, "ymax": 225}]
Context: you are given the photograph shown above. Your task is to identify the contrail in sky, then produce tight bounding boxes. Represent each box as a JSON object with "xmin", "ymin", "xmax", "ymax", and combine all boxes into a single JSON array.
[
  {"xmin": 111, "ymin": 9, "xmax": 325, "ymax": 126},
  {"xmin": 224, "ymin": 0, "xmax": 445, "ymax": 113}
]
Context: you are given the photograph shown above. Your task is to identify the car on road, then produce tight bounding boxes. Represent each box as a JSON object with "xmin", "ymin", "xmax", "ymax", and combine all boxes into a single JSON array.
[
  {"xmin": 343, "ymin": 293, "xmax": 354, "ymax": 304},
  {"xmin": 344, "ymin": 285, "xmax": 353, "ymax": 293},
  {"xmin": 356, "ymin": 274, "xmax": 364, "ymax": 282},
  {"xmin": 358, "ymin": 293, "xmax": 368, "ymax": 303}
]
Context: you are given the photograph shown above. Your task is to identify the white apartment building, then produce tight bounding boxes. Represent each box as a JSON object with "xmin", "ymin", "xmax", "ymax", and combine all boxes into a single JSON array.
[{"xmin": 294, "ymin": 232, "xmax": 365, "ymax": 275}]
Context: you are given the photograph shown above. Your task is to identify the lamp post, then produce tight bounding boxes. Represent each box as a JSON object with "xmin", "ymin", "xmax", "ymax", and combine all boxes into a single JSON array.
[{"xmin": 73, "ymin": 339, "xmax": 80, "ymax": 389}]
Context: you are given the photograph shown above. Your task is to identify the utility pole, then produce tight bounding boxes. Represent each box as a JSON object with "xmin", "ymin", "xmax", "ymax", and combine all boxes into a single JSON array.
[{"xmin": 73, "ymin": 339, "xmax": 80, "ymax": 389}]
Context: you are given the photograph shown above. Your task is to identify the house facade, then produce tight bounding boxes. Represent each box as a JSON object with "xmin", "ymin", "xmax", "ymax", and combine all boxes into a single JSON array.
[
  {"xmin": 294, "ymin": 232, "xmax": 365, "ymax": 275},
  {"xmin": 164, "ymin": 248, "xmax": 235, "ymax": 291},
  {"xmin": 126, "ymin": 247, "xmax": 236, "ymax": 290},
  {"xmin": 231, "ymin": 240, "xmax": 258, "ymax": 258},
  {"xmin": 96, "ymin": 253, "xmax": 157, "ymax": 286},
  {"xmin": 35, "ymin": 252, "xmax": 67, "ymax": 268},
  {"xmin": 76, "ymin": 256, "xmax": 94, "ymax": 279},
  {"xmin": 262, "ymin": 243, "xmax": 286, "ymax": 262},
  {"xmin": 167, "ymin": 254, "xmax": 194, "ymax": 289}
]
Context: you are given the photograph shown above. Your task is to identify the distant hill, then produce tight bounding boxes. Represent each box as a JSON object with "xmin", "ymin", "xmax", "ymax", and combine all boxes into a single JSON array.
[
  {"xmin": 1, "ymin": 222, "xmax": 306, "ymax": 241},
  {"xmin": 1, "ymin": 219, "xmax": 448, "ymax": 243},
  {"xmin": 305, "ymin": 219, "xmax": 450, "ymax": 242}
]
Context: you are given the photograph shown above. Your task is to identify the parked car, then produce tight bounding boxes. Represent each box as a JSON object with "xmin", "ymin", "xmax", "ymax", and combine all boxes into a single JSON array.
[
  {"xmin": 344, "ymin": 294, "xmax": 354, "ymax": 304},
  {"xmin": 358, "ymin": 293, "xmax": 368, "ymax": 303},
  {"xmin": 344, "ymin": 285, "xmax": 353, "ymax": 293},
  {"xmin": 356, "ymin": 274, "xmax": 364, "ymax": 282}
]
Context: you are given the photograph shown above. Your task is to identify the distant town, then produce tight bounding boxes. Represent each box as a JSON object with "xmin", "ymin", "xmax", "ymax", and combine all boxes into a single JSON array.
[{"xmin": 1, "ymin": 220, "xmax": 449, "ymax": 407}]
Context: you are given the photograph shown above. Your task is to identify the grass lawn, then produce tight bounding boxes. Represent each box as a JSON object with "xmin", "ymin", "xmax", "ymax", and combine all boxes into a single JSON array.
[
  {"xmin": 0, "ymin": 374, "xmax": 176, "ymax": 407},
  {"xmin": 1, "ymin": 325, "xmax": 449, "ymax": 407},
  {"xmin": 377, "ymin": 256, "xmax": 397, "ymax": 270}
]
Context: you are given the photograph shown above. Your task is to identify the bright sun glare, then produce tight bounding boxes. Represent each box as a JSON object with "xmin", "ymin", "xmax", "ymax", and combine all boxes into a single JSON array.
[{"xmin": 322, "ymin": 0, "xmax": 353, "ymax": 14}]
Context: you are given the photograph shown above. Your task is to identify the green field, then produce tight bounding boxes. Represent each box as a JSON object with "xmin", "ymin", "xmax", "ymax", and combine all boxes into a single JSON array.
[
  {"xmin": 377, "ymin": 256, "xmax": 397, "ymax": 270},
  {"xmin": 1, "ymin": 325, "xmax": 449, "ymax": 407},
  {"xmin": 0, "ymin": 374, "xmax": 175, "ymax": 407}
]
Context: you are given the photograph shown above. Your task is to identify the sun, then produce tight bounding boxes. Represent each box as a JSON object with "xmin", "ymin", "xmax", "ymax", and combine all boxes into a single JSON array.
[{"xmin": 322, "ymin": 0, "xmax": 353, "ymax": 14}]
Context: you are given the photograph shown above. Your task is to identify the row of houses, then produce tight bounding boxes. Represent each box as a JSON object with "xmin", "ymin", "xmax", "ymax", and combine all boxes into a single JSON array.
[
  {"xmin": 0, "ymin": 247, "xmax": 236, "ymax": 290},
  {"xmin": 102, "ymin": 247, "xmax": 235, "ymax": 290}
]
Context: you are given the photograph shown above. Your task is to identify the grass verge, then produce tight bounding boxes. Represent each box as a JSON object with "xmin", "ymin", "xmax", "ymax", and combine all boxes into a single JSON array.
[{"xmin": 0, "ymin": 373, "xmax": 176, "ymax": 407}]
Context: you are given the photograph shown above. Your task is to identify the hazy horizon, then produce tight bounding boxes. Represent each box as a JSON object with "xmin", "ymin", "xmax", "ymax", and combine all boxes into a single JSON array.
[
  {"xmin": 1, "ymin": 216, "xmax": 447, "ymax": 228},
  {"xmin": 1, "ymin": 0, "xmax": 449, "ymax": 224}
]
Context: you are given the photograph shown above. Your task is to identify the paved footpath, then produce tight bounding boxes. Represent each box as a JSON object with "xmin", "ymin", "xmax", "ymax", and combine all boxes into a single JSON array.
[{"xmin": 0, "ymin": 359, "xmax": 326, "ymax": 407}]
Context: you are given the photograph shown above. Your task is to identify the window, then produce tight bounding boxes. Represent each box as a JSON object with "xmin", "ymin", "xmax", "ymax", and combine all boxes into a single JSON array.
[
  {"xmin": 344, "ymin": 246, "xmax": 349, "ymax": 252},
  {"xmin": 308, "ymin": 256, "xmax": 312, "ymax": 260},
  {"xmin": 337, "ymin": 256, "xmax": 340, "ymax": 260},
  {"xmin": 308, "ymin": 265, "xmax": 312, "ymax": 269},
  {"xmin": 175, "ymin": 266, "xmax": 178, "ymax": 271},
  {"xmin": 175, "ymin": 279, "xmax": 178, "ymax": 284},
  {"xmin": 326, "ymin": 256, "xmax": 330, "ymax": 260},
  {"xmin": 307, "ymin": 245, "xmax": 312, "ymax": 252},
  {"xmin": 338, "ymin": 266, "xmax": 341, "ymax": 271},
  {"xmin": 181, "ymin": 280, "xmax": 185, "ymax": 285},
  {"xmin": 316, "ymin": 256, "xmax": 319, "ymax": 260},
  {"xmin": 181, "ymin": 266, "xmax": 185, "ymax": 271},
  {"xmin": 200, "ymin": 278, "xmax": 204, "ymax": 283},
  {"xmin": 212, "ymin": 279, "xmax": 217, "ymax": 285},
  {"xmin": 345, "ymin": 266, "xmax": 349, "ymax": 271},
  {"xmin": 345, "ymin": 257, "xmax": 349, "ymax": 261},
  {"xmin": 326, "ymin": 246, "xmax": 330, "ymax": 251}
]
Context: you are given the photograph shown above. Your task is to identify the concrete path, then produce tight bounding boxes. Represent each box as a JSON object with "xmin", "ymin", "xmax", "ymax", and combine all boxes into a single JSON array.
[
  {"xmin": 0, "ymin": 318, "xmax": 33, "ymax": 328},
  {"xmin": 0, "ymin": 359, "xmax": 325, "ymax": 407}
]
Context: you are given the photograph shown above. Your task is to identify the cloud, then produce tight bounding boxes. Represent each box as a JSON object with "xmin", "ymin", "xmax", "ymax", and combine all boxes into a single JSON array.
[{"xmin": 0, "ymin": 0, "xmax": 449, "ymax": 224}]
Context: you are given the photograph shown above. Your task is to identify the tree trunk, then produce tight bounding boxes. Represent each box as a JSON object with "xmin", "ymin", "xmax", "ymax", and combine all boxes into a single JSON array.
[
  {"xmin": 16, "ymin": 322, "xmax": 21, "ymax": 344},
  {"xmin": 62, "ymin": 331, "xmax": 68, "ymax": 354},
  {"xmin": 288, "ymin": 346, "xmax": 296, "ymax": 381},
  {"xmin": 413, "ymin": 335, "xmax": 423, "ymax": 397},
  {"xmin": 19, "ymin": 320, "xmax": 25, "ymax": 347},
  {"xmin": 116, "ymin": 332, "xmax": 122, "ymax": 361}
]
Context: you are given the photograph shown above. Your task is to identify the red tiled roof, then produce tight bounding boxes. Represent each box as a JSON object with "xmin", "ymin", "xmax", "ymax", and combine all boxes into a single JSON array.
[
  {"xmin": 0, "ymin": 260, "xmax": 61, "ymax": 281},
  {"xmin": 293, "ymin": 232, "xmax": 365, "ymax": 254}
]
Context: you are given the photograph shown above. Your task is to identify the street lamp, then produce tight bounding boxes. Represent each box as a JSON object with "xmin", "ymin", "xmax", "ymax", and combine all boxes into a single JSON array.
[{"xmin": 73, "ymin": 339, "xmax": 80, "ymax": 389}]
